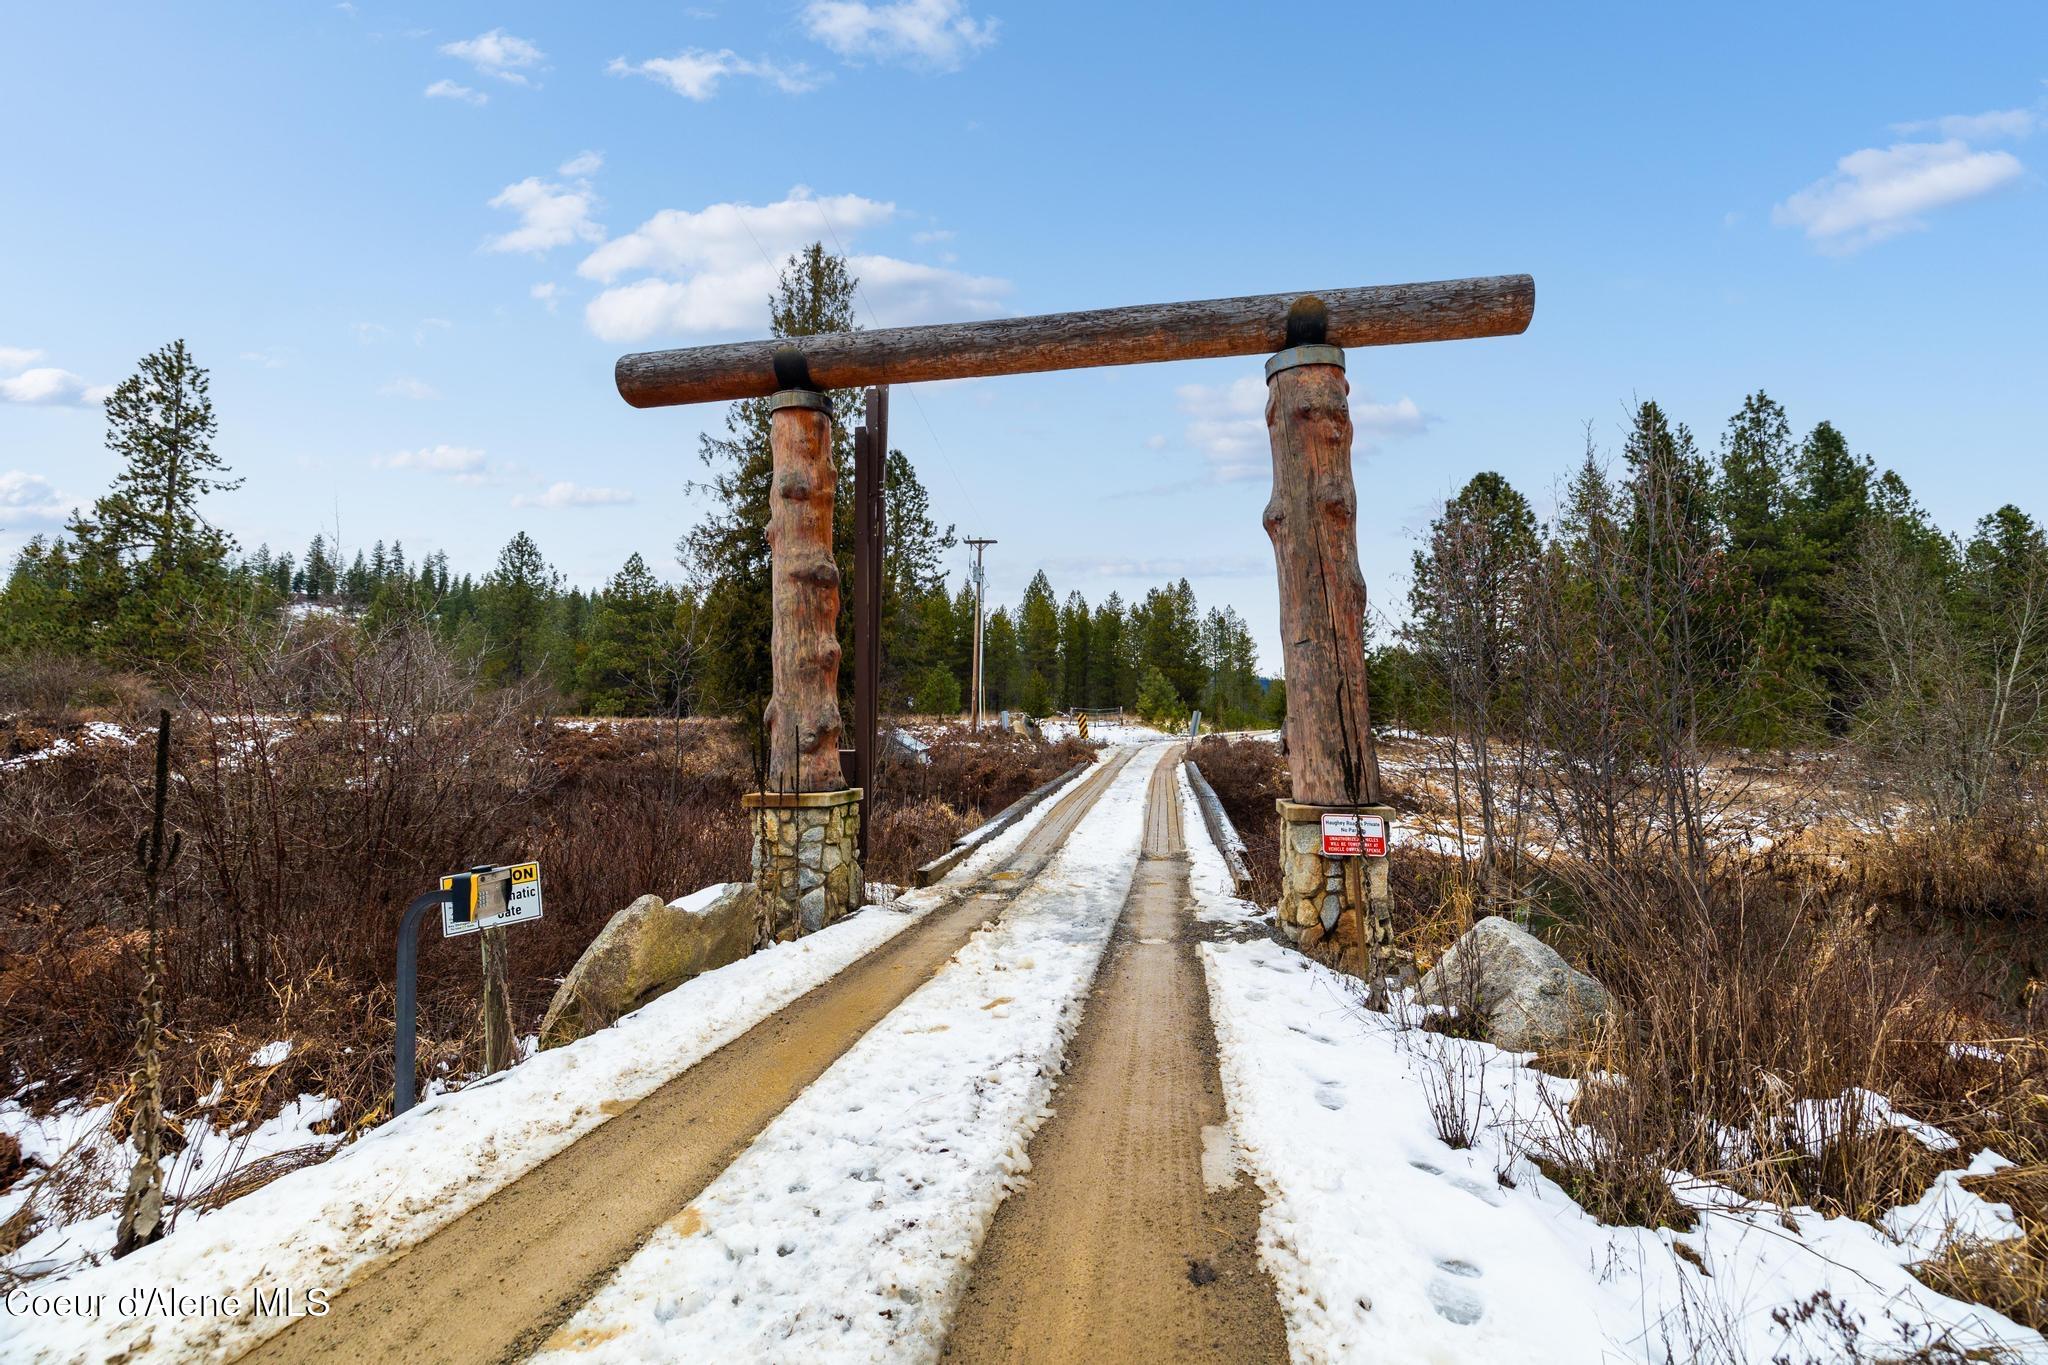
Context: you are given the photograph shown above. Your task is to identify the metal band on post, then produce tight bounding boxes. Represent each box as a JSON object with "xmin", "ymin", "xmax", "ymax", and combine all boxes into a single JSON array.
[
  {"xmin": 1264, "ymin": 344, "xmax": 1347, "ymax": 380},
  {"xmin": 767, "ymin": 388, "xmax": 833, "ymax": 414}
]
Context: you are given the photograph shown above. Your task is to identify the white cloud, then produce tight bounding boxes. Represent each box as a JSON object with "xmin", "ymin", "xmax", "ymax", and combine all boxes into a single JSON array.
[
  {"xmin": 425, "ymin": 79, "xmax": 488, "ymax": 106},
  {"xmin": 440, "ymin": 28, "xmax": 544, "ymax": 85},
  {"xmin": 512, "ymin": 481, "xmax": 636, "ymax": 509},
  {"xmin": 911, "ymin": 227, "xmax": 955, "ymax": 244},
  {"xmin": 1143, "ymin": 433, "xmax": 1167, "ymax": 451},
  {"xmin": 486, "ymin": 176, "xmax": 604, "ymax": 254},
  {"xmin": 0, "ymin": 470, "xmax": 70, "ymax": 526},
  {"xmin": 353, "ymin": 322, "xmax": 390, "ymax": 344},
  {"xmin": 1891, "ymin": 107, "xmax": 2038, "ymax": 141},
  {"xmin": 0, "ymin": 347, "xmax": 45, "ymax": 371},
  {"xmin": 802, "ymin": 0, "xmax": 997, "ymax": 69},
  {"xmin": 414, "ymin": 317, "xmax": 452, "ymax": 346},
  {"xmin": 1175, "ymin": 375, "xmax": 1427, "ymax": 482},
  {"xmin": 558, "ymin": 149, "xmax": 604, "ymax": 178},
  {"xmin": 0, "ymin": 368, "xmax": 110, "ymax": 407},
  {"xmin": 380, "ymin": 377, "xmax": 439, "ymax": 400},
  {"xmin": 376, "ymin": 444, "xmax": 487, "ymax": 480},
  {"xmin": 531, "ymin": 282, "xmax": 561, "ymax": 312},
  {"xmin": 1773, "ymin": 138, "xmax": 2024, "ymax": 251},
  {"xmin": 578, "ymin": 186, "xmax": 1008, "ymax": 342},
  {"xmin": 240, "ymin": 347, "xmax": 293, "ymax": 369},
  {"xmin": 608, "ymin": 50, "xmax": 820, "ymax": 100}
]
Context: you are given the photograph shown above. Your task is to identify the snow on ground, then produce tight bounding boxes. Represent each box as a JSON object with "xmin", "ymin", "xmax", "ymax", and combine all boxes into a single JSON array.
[
  {"xmin": 0, "ymin": 751, "xmax": 1108, "ymax": 1365},
  {"xmin": 0, "ymin": 721, "xmax": 135, "ymax": 770},
  {"xmin": 1038, "ymin": 716, "xmax": 1173, "ymax": 745},
  {"xmin": 1179, "ymin": 776, "xmax": 2047, "ymax": 1363},
  {"xmin": 532, "ymin": 742, "xmax": 1168, "ymax": 1364}
]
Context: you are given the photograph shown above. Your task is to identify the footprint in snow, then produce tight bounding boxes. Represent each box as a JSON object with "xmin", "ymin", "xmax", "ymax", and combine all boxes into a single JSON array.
[
  {"xmin": 1435, "ymin": 1257, "xmax": 1482, "ymax": 1278},
  {"xmin": 1409, "ymin": 1158, "xmax": 1505, "ymax": 1207},
  {"xmin": 1426, "ymin": 1274, "xmax": 1484, "ymax": 1326},
  {"xmin": 1313, "ymin": 1082, "xmax": 1346, "ymax": 1111}
]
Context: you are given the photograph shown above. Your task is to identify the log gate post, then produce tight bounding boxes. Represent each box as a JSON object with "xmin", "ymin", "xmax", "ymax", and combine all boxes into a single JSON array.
[
  {"xmin": 740, "ymin": 349, "xmax": 864, "ymax": 946},
  {"xmin": 615, "ymin": 275, "xmax": 1534, "ymax": 970},
  {"xmin": 1264, "ymin": 298, "xmax": 1396, "ymax": 973}
]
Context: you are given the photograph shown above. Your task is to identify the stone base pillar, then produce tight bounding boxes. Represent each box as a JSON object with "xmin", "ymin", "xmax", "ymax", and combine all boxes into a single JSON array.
[
  {"xmin": 1276, "ymin": 799, "xmax": 1395, "ymax": 977},
  {"xmin": 742, "ymin": 788, "xmax": 863, "ymax": 946}
]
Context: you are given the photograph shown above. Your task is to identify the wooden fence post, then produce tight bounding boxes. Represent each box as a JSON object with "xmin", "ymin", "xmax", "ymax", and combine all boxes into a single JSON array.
[
  {"xmin": 1262, "ymin": 297, "xmax": 1380, "ymax": 807},
  {"xmin": 480, "ymin": 926, "xmax": 515, "ymax": 1075}
]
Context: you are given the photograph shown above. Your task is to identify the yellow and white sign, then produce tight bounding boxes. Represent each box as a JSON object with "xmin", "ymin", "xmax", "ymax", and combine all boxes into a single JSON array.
[{"xmin": 441, "ymin": 861, "xmax": 543, "ymax": 937}]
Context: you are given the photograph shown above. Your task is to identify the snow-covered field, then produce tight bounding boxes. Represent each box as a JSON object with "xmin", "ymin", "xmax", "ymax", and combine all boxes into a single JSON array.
[
  {"xmin": 1181, "ymin": 772, "xmax": 2046, "ymax": 1362},
  {"xmin": 531, "ymin": 742, "xmax": 1166, "ymax": 1362},
  {"xmin": 0, "ymin": 752, "xmax": 1106, "ymax": 1365}
]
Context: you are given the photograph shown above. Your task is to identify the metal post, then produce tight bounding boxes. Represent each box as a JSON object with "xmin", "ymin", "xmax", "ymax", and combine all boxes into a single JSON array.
[
  {"xmin": 853, "ymin": 385, "xmax": 887, "ymax": 865},
  {"xmin": 966, "ymin": 537, "xmax": 996, "ymax": 729},
  {"xmin": 394, "ymin": 887, "xmax": 451, "ymax": 1116}
]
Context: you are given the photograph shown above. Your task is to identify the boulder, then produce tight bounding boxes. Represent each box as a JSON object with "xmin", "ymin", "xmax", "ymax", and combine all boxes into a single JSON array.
[
  {"xmin": 1417, "ymin": 914, "xmax": 1612, "ymax": 1051},
  {"xmin": 539, "ymin": 884, "xmax": 754, "ymax": 1049}
]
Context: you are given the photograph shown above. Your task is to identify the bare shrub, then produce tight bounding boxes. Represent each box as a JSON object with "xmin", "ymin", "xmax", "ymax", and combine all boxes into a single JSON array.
[{"xmin": 1413, "ymin": 1032, "xmax": 1489, "ymax": 1150}]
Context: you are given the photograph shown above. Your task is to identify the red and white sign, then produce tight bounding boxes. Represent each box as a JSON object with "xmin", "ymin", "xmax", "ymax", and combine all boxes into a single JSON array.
[{"xmin": 1319, "ymin": 813, "xmax": 1388, "ymax": 858}]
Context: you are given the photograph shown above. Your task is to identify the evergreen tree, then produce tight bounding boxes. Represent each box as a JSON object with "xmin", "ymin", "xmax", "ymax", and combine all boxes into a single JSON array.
[
  {"xmin": 1017, "ymin": 571, "xmax": 1061, "ymax": 711},
  {"xmin": 1135, "ymin": 664, "xmax": 1184, "ymax": 727},
  {"xmin": 1057, "ymin": 590, "xmax": 1092, "ymax": 711},
  {"xmin": 65, "ymin": 340, "xmax": 239, "ymax": 661},
  {"xmin": 912, "ymin": 662, "xmax": 962, "ymax": 716},
  {"xmin": 880, "ymin": 448, "xmax": 956, "ymax": 702},
  {"xmin": 983, "ymin": 607, "xmax": 1019, "ymax": 709},
  {"xmin": 477, "ymin": 531, "xmax": 560, "ymax": 685},
  {"xmin": 1136, "ymin": 579, "xmax": 1204, "ymax": 707},
  {"xmin": 1791, "ymin": 420, "xmax": 1876, "ymax": 720},
  {"xmin": 581, "ymin": 552, "xmax": 677, "ymax": 714},
  {"xmin": 0, "ymin": 536, "xmax": 84, "ymax": 655},
  {"xmin": 1090, "ymin": 592, "xmax": 1134, "ymax": 708}
]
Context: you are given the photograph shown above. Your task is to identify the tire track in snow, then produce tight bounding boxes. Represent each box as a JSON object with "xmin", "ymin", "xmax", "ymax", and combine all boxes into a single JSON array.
[{"xmin": 531, "ymin": 743, "xmax": 1172, "ymax": 1363}]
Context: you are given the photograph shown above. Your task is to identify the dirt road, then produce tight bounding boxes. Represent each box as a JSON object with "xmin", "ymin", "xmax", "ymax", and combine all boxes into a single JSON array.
[
  {"xmin": 243, "ymin": 748, "xmax": 1138, "ymax": 1365},
  {"xmin": 941, "ymin": 746, "xmax": 1288, "ymax": 1364}
]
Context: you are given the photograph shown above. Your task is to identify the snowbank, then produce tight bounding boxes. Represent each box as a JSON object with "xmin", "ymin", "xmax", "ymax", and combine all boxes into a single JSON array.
[
  {"xmin": 532, "ymin": 742, "xmax": 1167, "ymax": 1363},
  {"xmin": 0, "ymin": 753, "xmax": 1101, "ymax": 1365},
  {"xmin": 1179, "ymin": 775, "xmax": 2047, "ymax": 1363}
]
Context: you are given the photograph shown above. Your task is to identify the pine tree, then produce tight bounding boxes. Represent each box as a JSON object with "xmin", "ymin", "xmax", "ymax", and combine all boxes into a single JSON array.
[
  {"xmin": 1091, "ymin": 592, "xmax": 1134, "ymax": 708},
  {"xmin": 66, "ymin": 340, "xmax": 240, "ymax": 662},
  {"xmin": 581, "ymin": 552, "xmax": 679, "ymax": 714},
  {"xmin": 1057, "ymin": 591, "xmax": 1092, "ymax": 711},
  {"xmin": 983, "ymin": 608, "xmax": 1019, "ymax": 709},
  {"xmin": 1791, "ymin": 420, "xmax": 1877, "ymax": 721},
  {"xmin": 880, "ymin": 448, "xmax": 957, "ymax": 702},
  {"xmin": 1017, "ymin": 571, "xmax": 1061, "ymax": 711},
  {"xmin": 477, "ymin": 531, "xmax": 560, "ymax": 685},
  {"xmin": 1136, "ymin": 664, "xmax": 1184, "ymax": 726},
  {"xmin": 0, "ymin": 537, "xmax": 85, "ymax": 655}
]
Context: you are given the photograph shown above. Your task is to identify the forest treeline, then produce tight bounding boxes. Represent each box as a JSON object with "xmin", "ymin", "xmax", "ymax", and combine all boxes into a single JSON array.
[
  {"xmin": 0, "ymin": 250, "xmax": 1270, "ymax": 728},
  {"xmin": 1383, "ymin": 391, "xmax": 2048, "ymax": 885}
]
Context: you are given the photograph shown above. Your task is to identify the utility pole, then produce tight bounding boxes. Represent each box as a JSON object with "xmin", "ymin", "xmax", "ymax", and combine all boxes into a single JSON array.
[{"xmin": 965, "ymin": 537, "xmax": 997, "ymax": 730}]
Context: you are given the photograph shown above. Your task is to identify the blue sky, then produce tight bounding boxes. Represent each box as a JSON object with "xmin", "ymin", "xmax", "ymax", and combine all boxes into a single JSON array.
[{"xmin": 3, "ymin": 2, "xmax": 2043, "ymax": 671}]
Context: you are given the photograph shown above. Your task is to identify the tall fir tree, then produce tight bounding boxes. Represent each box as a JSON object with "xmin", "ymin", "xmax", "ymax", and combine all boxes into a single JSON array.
[{"xmin": 66, "ymin": 340, "xmax": 240, "ymax": 662}]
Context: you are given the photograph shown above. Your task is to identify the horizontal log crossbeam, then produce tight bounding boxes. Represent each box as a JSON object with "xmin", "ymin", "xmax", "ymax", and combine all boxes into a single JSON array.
[{"xmin": 615, "ymin": 274, "xmax": 1534, "ymax": 408}]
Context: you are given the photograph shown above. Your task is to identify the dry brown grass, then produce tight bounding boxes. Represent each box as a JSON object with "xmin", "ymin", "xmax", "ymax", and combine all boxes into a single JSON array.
[{"xmin": 0, "ymin": 625, "xmax": 1081, "ymax": 1149}]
